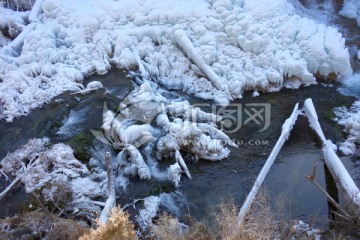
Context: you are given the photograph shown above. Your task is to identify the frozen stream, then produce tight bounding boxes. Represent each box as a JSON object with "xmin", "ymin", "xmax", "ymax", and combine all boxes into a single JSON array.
[{"xmin": 0, "ymin": 67, "xmax": 357, "ymax": 227}]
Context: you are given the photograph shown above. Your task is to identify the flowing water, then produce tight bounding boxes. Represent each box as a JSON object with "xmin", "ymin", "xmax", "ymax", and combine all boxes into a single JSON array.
[{"xmin": 1, "ymin": 0, "xmax": 360, "ymax": 229}]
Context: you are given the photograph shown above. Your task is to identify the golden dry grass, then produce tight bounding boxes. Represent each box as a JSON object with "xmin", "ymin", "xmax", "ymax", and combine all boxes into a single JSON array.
[{"xmin": 79, "ymin": 206, "xmax": 137, "ymax": 240}]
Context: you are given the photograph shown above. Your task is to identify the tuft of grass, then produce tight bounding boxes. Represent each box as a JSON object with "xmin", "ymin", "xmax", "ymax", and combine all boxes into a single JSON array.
[{"xmin": 79, "ymin": 206, "xmax": 137, "ymax": 240}]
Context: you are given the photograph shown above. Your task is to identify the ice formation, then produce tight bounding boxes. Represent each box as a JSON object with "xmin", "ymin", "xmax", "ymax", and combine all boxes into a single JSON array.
[
  {"xmin": 0, "ymin": 0, "xmax": 352, "ymax": 121},
  {"xmin": 334, "ymin": 100, "xmax": 360, "ymax": 155},
  {"xmin": 98, "ymin": 82, "xmax": 235, "ymax": 186},
  {"xmin": 0, "ymin": 138, "xmax": 106, "ymax": 210},
  {"xmin": 340, "ymin": 0, "xmax": 360, "ymax": 27},
  {"xmin": 136, "ymin": 193, "xmax": 180, "ymax": 232}
]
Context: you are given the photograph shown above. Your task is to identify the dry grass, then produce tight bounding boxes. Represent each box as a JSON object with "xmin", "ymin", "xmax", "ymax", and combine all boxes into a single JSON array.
[
  {"xmin": 153, "ymin": 190, "xmax": 297, "ymax": 240},
  {"xmin": 80, "ymin": 206, "xmax": 137, "ymax": 240},
  {"xmin": 321, "ymin": 194, "xmax": 360, "ymax": 240}
]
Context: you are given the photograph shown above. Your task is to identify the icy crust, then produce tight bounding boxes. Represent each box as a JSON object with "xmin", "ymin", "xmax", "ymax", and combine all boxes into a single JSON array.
[
  {"xmin": 0, "ymin": 0, "xmax": 352, "ymax": 121},
  {"xmin": 340, "ymin": 0, "xmax": 360, "ymax": 27},
  {"xmin": 0, "ymin": 138, "xmax": 106, "ymax": 210},
  {"xmin": 334, "ymin": 101, "xmax": 360, "ymax": 155}
]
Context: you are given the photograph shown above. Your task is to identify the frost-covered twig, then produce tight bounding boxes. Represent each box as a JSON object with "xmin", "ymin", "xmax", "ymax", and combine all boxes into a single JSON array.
[
  {"xmin": 99, "ymin": 152, "xmax": 116, "ymax": 224},
  {"xmin": 70, "ymin": 81, "xmax": 103, "ymax": 95},
  {"xmin": 305, "ymin": 162, "xmax": 351, "ymax": 220},
  {"xmin": 0, "ymin": 174, "xmax": 21, "ymax": 200},
  {"xmin": 175, "ymin": 150, "xmax": 191, "ymax": 180},
  {"xmin": 28, "ymin": 0, "xmax": 43, "ymax": 22},
  {"xmin": 121, "ymin": 198, "xmax": 144, "ymax": 211}
]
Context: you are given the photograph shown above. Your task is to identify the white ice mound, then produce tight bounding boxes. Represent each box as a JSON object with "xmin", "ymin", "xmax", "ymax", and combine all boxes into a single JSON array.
[
  {"xmin": 97, "ymin": 82, "xmax": 234, "ymax": 186},
  {"xmin": 340, "ymin": 0, "xmax": 360, "ymax": 27},
  {"xmin": 0, "ymin": 0, "xmax": 352, "ymax": 121}
]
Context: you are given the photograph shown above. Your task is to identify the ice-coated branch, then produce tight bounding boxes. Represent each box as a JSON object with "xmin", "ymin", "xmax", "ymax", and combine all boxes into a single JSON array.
[
  {"xmin": 71, "ymin": 81, "xmax": 103, "ymax": 95},
  {"xmin": 303, "ymin": 98, "xmax": 360, "ymax": 207},
  {"xmin": 99, "ymin": 152, "xmax": 116, "ymax": 224},
  {"xmin": 173, "ymin": 29, "xmax": 227, "ymax": 94},
  {"xmin": 167, "ymin": 163, "xmax": 182, "ymax": 188},
  {"xmin": 28, "ymin": 0, "xmax": 44, "ymax": 22},
  {"xmin": 175, "ymin": 150, "xmax": 191, "ymax": 180},
  {"xmin": 0, "ymin": 175, "xmax": 21, "ymax": 200},
  {"xmin": 127, "ymin": 145, "xmax": 151, "ymax": 180},
  {"xmin": 237, "ymin": 103, "xmax": 299, "ymax": 225}
]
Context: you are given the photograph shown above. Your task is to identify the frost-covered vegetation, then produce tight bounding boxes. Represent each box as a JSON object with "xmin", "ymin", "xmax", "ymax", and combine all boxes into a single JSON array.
[
  {"xmin": 0, "ymin": 0, "xmax": 352, "ymax": 122},
  {"xmin": 0, "ymin": 138, "xmax": 107, "ymax": 214}
]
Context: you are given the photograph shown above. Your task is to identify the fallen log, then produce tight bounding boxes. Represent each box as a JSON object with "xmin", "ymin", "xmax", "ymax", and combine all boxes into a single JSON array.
[
  {"xmin": 303, "ymin": 98, "xmax": 360, "ymax": 207},
  {"xmin": 237, "ymin": 103, "xmax": 299, "ymax": 225}
]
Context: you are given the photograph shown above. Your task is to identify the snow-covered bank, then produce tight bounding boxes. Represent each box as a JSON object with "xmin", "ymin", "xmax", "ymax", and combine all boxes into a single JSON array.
[
  {"xmin": 340, "ymin": 0, "xmax": 360, "ymax": 27},
  {"xmin": 0, "ymin": 0, "xmax": 352, "ymax": 121}
]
